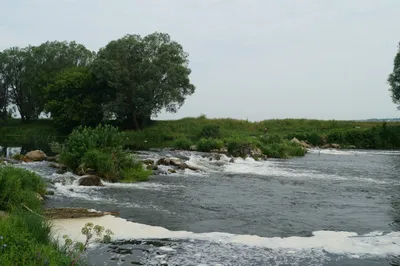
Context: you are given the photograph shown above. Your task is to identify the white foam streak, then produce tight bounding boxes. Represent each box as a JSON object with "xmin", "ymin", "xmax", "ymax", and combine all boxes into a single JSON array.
[{"xmin": 52, "ymin": 215, "xmax": 400, "ymax": 258}]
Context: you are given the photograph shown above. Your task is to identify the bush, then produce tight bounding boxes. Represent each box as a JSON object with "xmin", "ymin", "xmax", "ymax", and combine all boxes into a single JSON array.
[
  {"xmin": 173, "ymin": 137, "xmax": 193, "ymax": 150},
  {"xmin": 197, "ymin": 138, "xmax": 224, "ymax": 152},
  {"xmin": 261, "ymin": 141, "xmax": 306, "ymax": 159},
  {"xmin": 199, "ymin": 125, "xmax": 221, "ymax": 139},
  {"xmin": 225, "ymin": 137, "xmax": 262, "ymax": 157},
  {"xmin": 57, "ymin": 124, "xmax": 151, "ymax": 182},
  {"xmin": 120, "ymin": 166, "xmax": 152, "ymax": 183},
  {"xmin": 0, "ymin": 167, "xmax": 46, "ymax": 212},
  {"xmin": 59, "ymin": 124, "xmax": 124, "ymax": 170}
]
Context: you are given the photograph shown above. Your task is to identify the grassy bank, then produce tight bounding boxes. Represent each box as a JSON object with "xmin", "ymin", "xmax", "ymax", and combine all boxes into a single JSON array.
[
  {"xmin": 123, "ymin": 117, "xmax": 400, "ymax": 157},
  {"xmin": 0, "ymin": 167, "xmax": 76, "ymax": 265},
  {"xmin": 1, "ymin": 118, "xmax": 400, "ymax": 159}
]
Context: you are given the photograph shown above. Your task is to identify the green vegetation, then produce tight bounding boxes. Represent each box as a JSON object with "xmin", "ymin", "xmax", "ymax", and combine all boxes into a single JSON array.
[
  {"xmin": 388, "ymin": 42, "xmax": 400, "ymax": 110},
  {"xmin": 0, "ymin": 166, "xmax": 114, "ymax": 265},
  {"xmin": 123, "ymin": 117, "xmax": 400, "ymax": 158},
  {"xmin": 0, "ymin": 167, "xmax": 74, "ymax": 265},
  {"xmin": 0, "ymin": 167, "xmax": 45, "ymax": 212},
  {"xmin": 0, "ymin": 32, "xmax": 195, "ymax": 132},
  {"xmin": 55, "ymin": 124, "xmax": 151, "ymax": 182}
]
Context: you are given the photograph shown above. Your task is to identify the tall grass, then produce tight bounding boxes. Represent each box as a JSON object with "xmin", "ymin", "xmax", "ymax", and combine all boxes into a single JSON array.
[
  {"xmin": 0, "ymin": 167, "xmax": 76, "ymax": 265},
  {"xmin": 0, "ymin": 167, "xmax": 46, "ymax": 211}
]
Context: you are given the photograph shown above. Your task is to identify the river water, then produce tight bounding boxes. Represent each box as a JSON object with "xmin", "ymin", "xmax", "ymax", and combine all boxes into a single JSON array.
[{"xmin": 11, "ymin": 148, "xmax": 400, "ymax": 266}]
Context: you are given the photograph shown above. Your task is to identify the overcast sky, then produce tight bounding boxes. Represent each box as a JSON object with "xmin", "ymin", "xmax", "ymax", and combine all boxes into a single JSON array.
[{"xmin": 1, "ymin": 0, "xmax": 400, "ymax": 121}]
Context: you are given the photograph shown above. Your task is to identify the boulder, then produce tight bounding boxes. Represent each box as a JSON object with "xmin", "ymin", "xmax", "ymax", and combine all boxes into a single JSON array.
[
  {"xmin": 331, "ymin": 143, "xmax": 340, "ymax": 149},
  {"xmin": 25, "ymin": 150, "xmax": 47, "ymax": 161},
  {"xmin": 300, "ymin": 141, "xmax": 311, "ymax": 149},
  {"xmin": 229, "ymin": 158, "xmax": 235, "ymax": 163},
  {"xmin": 157, "ymin": 158, "xmax": 171, "ymax": 166},
  {"xmin": 78, "ymin": 175, "xmax": 104, "ymax": 187},
  {"xmin": 170, "ymin": 158, "xmax": 183, "ymax": 167},
  {"xmin": 290, "ymin": 137, "xmax": 301, "ymax": 145},
  {"xmin": 168, "ymin": 169, "xmax": 177, "ymax": 174},
  {"xmin": 322, "ymin": 144, "xmax": 331, "ymax": 149}
]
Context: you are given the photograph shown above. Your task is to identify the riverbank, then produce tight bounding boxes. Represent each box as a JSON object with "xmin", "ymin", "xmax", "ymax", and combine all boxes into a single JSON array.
[
  {"xmin": 0, "ymin": 166, "xmax": 77, "ymax": 265},
  {"xmin": 1, "ymin": 118, "xmax": 400, "ymax": 157}
]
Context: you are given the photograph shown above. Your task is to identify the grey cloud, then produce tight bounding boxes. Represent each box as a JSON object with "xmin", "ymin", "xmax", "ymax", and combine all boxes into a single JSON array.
[{"xmin": 1, "ymin": 0, "xmax": 399, "ymax": 120}]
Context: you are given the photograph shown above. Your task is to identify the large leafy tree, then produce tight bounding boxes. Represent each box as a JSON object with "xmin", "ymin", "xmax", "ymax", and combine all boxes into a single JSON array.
[
  {"xmin": 0, "ymin": 41, "xmax": 94, "ymax": 122},
  {"xmin": 388, "ymin": 42, "xmax": 400, "ymax": 110},
  {"xmin": 45, "ymin": 67, "xmax": 107, "ymax": 132},
  {"xmin": 94, "ymin": 32, "xmax": 195, "ymax": 129}
]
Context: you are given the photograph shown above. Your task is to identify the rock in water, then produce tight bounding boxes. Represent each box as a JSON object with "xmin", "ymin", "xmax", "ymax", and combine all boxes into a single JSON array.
[
  {"xmin": 44, "ymin": 208, "xmax": 119, "ymax": 219},
  {"xmin": 78, "ymin": 175, "xmax": 104, "ymax": 186},
  {"xmin": 300, "ymin": 141, "xmax": 311, "ymax": 149},
  {"xmin": 331, "ymin": 143, "xmax": 341, "ymax": 149},
  {"xmin": 157, "ymin": 158, "xmax": 171, "ymax": 166},
  {"xmin": 25, "ymin": 150, "xmax": 47, "ymax": 161}
]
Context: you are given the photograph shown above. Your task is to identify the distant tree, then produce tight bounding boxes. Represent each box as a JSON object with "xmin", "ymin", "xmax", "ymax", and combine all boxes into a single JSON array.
[
  {"xmin": 93, "ymin": 32, "xmax": 195, "ymax": 129},
  {"xmin": 388, "ymin": 42, "xmax": 400, "ymax": 110},
  {"xmin": 0, "ymin": 77, "xmax": 7, "ymax": 120},
  {"xmin": 0, "ymin": 41, "xmax": 94, "ymax": 122},
  {"xmin": 45, "ymin": 67, "xmax": 107, "ymax": 132}
]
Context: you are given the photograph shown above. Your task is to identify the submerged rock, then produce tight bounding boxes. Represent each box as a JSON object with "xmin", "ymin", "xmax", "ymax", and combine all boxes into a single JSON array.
[
  {"xmin": 25, "ymin": 150, "xmax": 47, "ymax": 161},
  {"xmin": 78, "ymin": 175, "xmax": 104, "ymax": 187},
  {"xmin": 44, "ymin": 207, "xmax": 119, "ymax": 219}
]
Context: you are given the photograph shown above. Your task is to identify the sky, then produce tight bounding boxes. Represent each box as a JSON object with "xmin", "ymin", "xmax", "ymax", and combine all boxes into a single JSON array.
[{"xmin": 1, "ymin": 0, "xmax": 400, "ymax": 121}]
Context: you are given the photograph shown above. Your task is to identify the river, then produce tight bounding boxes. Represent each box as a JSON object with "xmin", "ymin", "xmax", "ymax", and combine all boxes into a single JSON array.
[{"xmin": 9, "ymin": 148, "xmax": 400, "ymax": 266}]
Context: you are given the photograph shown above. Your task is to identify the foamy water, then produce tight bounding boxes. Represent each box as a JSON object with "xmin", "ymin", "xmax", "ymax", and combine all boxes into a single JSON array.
[{"xmin": 51, "ymin": 215, "xmax": 400, "ymax": 258}]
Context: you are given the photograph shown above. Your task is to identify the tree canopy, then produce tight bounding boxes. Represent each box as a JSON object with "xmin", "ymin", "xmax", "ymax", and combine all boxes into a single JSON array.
[
  {"xmin": 0, "ymin": 32, "xmax": 195, "ymax": 131},
  {"xmin": 388, "ymin": 42, "xmax": 400, "ymax": 110},
  {"xmin": 94, "ymin": 32, "xmax": 195, "ymax": 129},
  {"xmin": 0, "ymin": 41, "xmax": 94, "ymax": 122}
]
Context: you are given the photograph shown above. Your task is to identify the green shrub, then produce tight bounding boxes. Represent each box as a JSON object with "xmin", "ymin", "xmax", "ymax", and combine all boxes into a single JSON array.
[
  {"xmin": 225, "ymin": 137, "xmax": 261, "ymax": 157},
  {"xmin": 199, "ymin": 125, "xmax": 221, "ymax": 139},
  {"xmin": 197, "ymin": 138, "xmax": 224, "ymax": 152},
  {"xmin": 0, "ymin": 167, "xmax": 46, "ymax": 212},
  {"xmin": 120, "ymin": 166, "xmax": 152, "ymax": 183},
  {"xmin": 261, "ymin": 141, "xmax": 305, "ymax": 159},
  {"xmin": 173, "ymin": 137, "xmax": 193, "ymax": 150},
  {"xmin": 57, "ymin": 124, "xmax": 151, "ymax": 182},
  {"xmin": 59, "ymin": 124, "xmax": 124, "ymax": 170},
  {"xmin": 81, "ymin": 149, "xmax": 118, "ymax": 182}
]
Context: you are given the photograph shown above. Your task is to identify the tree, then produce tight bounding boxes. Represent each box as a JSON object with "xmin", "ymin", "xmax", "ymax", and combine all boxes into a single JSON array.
[
  {"xmin": 0, "ymin": 77, "xmax": 7, "ymax": 120},
  {"xmin": 94, "ymin": 32, "xmax": 195, "ymax": 129},
  {"xmin": 0, "ymin": 41, "xmax": 94, "ymax": 122},
  {"xmin": 45, "ymin": 67, "xmax": 106, "ymax": 132},
  {"xmin": 388, "ymin": 42, "xmax": 400, "ymax": 110}
]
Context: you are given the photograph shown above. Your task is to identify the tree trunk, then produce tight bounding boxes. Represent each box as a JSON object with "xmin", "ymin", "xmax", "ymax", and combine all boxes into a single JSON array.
[{"xmin": 132, "ymin": 111, "xmax": 141, "ymax": 130}]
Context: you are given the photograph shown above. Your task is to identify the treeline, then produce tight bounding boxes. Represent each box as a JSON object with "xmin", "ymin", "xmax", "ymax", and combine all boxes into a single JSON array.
[{"xmin": 0, "ymin": 32, "xmax": 195, "ymax": 131}]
